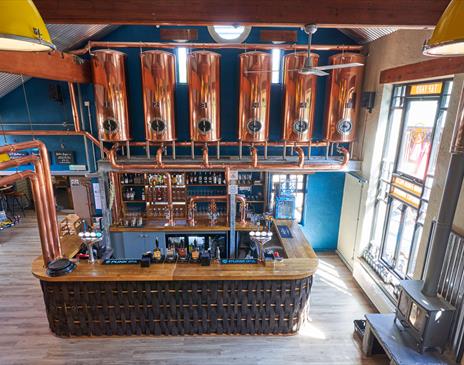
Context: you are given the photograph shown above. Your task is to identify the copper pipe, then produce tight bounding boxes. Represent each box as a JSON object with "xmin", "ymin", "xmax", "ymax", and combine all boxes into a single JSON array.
[
  {"xmin": 68, "ymin": 82, "xmax": 81, "ymax": 132},
  {"xmin": 165, "ymin": 172, "xmax": 174, "ymax": 226},
  {"xmin": 187, "ymin": 194, "xmax": 247, "ymax": 227},
  {"xmin": 110, "ymin": 140, "xmax": 329, "ymax": 149},
  {"xmin": 108, "ymin": 144, "xmax": 350, "ymax": 171},
  {"xmin": 155, "ymin": 147, "xmax": 164, "ymax": 167},
  {"xmin": 109, "ymin": 172, "xmax": 123, "ymax": 224},
  {"xmin": 0, "ymin": 130, "xmax": 109, "ymax": 155},
  {"xmin": 0, "ymin": 141, "xmax": 60, "ymax": 256},
  {"xmin": 250, "ymin": 147, "xmax": 258, "ymax": 168},
  {"xmin": 295, "ymin": 146, "xmax": 305, "ymax": 168},
  {"xmin": 202, "ymin": 146, "xmax": 210, "ymax": 168},
  {"xmin": 0, "ymin": 170, "xmax": 53, "ymax": 265},
  {"xmin": 70, "ymin": 41, "xmax": 363, "ymax": 56}
]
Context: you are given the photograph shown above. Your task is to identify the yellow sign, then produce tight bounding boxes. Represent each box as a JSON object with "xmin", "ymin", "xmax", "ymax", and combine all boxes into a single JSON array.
[{"xmin": 410, "ymin": 82, "xmax": 443, "ymax": 95}]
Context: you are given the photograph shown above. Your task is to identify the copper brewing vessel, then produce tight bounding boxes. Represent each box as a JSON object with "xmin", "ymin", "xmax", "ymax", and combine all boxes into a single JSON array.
[
  {"xmin": 91, "ymin": 50, "xmax": 130, "ymax": 142},
  {"xmin": 140, "ymin": 50, "xmax": 176, "ymax": 142},
  {"xmin": 188, "ymin": 51, "xmax": 221, "ymax": 142},
  {"xmin": 238, "ymin": 52, "xmax": 271, "ymax": 143},
  {"xmin": 282, "ymin": 52, "xmax": 319, "ymax": 143},
  {"xmin": 324, "ymin": 53, "xmax": 365, "ymax": 143}
]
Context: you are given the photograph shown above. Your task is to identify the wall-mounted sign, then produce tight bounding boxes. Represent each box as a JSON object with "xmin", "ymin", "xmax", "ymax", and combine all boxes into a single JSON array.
[
  {"xmin": 8, "ymin": 151, "xmax": 29, "ymax": 159},
  {"xmin": 54, "ymin": 151, "xmax": 75, "ymax": 165},
  {"xmin": 410, "ymin": 82, "xmax": 443, "ymax": 96}
]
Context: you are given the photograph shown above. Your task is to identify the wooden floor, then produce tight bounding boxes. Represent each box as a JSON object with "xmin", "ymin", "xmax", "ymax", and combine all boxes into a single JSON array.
[{"xmin": 0, "ymin": 215, "xmax": 388, "ymax": 365}]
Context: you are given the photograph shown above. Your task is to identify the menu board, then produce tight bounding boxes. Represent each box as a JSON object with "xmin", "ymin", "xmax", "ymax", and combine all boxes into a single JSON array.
[{"xmin": 54, "ymin": 151, "xmax": 75, "ymax": 165}]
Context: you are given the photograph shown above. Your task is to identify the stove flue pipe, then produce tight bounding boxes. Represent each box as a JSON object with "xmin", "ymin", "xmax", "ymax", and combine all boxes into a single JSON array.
[{"xmin": 422, "ymin": 91, "xmax": 464, "ymax": 297}]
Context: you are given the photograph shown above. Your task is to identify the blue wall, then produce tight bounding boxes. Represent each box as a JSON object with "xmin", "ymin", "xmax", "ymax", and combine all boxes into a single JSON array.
[
  {"xmin": 0, "ymin": 25, "xmax": 356, "ymax": 250},
  {"xmin": 302, "ymin": 172, "xmax": 346, "ymax": 250}
]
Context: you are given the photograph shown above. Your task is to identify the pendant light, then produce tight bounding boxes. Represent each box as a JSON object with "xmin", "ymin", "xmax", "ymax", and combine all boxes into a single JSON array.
[
  {"xmin": 423, "ymin": 0, "xmax": 464, "ymax": 56},
  {"xmin": 0, "ymin": 0, "xmax": 55, "ymax": 52}
]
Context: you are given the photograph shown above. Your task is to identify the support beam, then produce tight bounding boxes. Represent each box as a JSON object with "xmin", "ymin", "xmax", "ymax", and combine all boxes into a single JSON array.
[
  {"xmin": 34, "ymin": 0, "xmax": 449, "ymax": 28},
  {"xmin": 0, "ymin": 51, "xmax": 91, "ymax": 83},
  {"xmin": 380, "ymin": 57, "xmax": 464, "ymax": 84}
]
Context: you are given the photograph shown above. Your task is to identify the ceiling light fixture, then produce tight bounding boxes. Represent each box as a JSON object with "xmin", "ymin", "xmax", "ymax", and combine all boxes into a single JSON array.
[
  {"xmin": 423, "ymin": 0, "xmax": 464, "ymax": 56},
  {"xmin": 0, "ymin": 0, "xmax": 55, "ymax": 52}
]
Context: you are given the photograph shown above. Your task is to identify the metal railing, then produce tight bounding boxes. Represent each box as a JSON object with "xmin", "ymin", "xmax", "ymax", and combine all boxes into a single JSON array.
[{"xmin": 436, "ymin": 227, "xmax": 464, "ymax": 362}]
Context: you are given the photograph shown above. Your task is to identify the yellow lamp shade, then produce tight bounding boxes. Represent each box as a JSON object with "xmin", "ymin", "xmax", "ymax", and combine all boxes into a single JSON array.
[
  {"xmin": 423, "ymin": 0, "xmax": 464, "ymax": 56},
  {"xmin": 0, "ymin": 0, "xmax": 55, "ymax": 51}
]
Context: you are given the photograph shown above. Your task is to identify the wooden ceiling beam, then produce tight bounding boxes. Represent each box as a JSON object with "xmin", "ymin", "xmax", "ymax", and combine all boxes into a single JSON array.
[
  {"xmin": 34, "ymin": 0, "xmax": 450, "ymax": 28},
  {"xmin": 380, "ymin": 57, "xmax": 464, "ymax": 84},
  {"xmin": 0, "ymin": 51, "xmax": 91, "ymax": 83}
]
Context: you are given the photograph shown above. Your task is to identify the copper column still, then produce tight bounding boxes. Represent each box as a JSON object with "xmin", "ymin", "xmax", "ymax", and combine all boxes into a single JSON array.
[
  {"xmin": 238, "ymin": 52, "xmax": 272, "ymax": 143},
  {"xmin": 140, "ymin": 50, "xmax": 176, "ymax": 142},
  {"xmin": 91, "ymin": 50, "xmax": 131, "ymax": 142},
  {"xmin": 188, "ymin": 51, "xmax": 221, "ymax": 143},
  {"xmin": 324, "ymin": 53, "xmax": 365, "ymax": 143},
  {"xmin": 282, "ymin": 52, "xmax": 319, "ymax": 143}
]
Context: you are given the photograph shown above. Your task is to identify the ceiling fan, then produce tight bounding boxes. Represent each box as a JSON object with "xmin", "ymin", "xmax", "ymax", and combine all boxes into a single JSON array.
[{"xmin": 245, "ymin": 24, "xmax": 364, "ymax": 77}]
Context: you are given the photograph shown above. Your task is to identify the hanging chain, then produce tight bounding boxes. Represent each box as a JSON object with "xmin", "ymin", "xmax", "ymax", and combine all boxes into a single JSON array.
[{"xmin": 20, "ymin": 74, "xmax": 34, "ymax": 139}]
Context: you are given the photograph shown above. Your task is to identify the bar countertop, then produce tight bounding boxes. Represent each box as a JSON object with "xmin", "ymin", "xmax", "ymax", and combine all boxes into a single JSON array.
[{"xmin": 32, "ymin": 220, "xmax": 318, "ymax": 282}]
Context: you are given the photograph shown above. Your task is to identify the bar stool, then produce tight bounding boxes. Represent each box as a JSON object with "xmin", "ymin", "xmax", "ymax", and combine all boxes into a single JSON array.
[{"xmin": 3, "ymin": 187, "xmax": 27, "ymax": 217}]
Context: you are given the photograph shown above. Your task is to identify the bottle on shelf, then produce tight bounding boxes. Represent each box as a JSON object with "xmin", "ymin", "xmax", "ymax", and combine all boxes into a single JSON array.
[{"xmin": 153, "ymin": 238, "xmax": 162, "ymax": 261}]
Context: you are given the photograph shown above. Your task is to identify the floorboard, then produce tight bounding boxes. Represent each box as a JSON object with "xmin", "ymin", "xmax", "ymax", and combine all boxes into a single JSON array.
[{"xmin": 0, "ymin": 214, "xmax": 388, "ymax": 365}]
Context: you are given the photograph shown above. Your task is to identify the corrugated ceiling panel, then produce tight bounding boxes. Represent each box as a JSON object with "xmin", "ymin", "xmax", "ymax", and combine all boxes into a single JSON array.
[
  {"xmin": 338, "ymin": 27, "xmax": 398, "ymax": 44},
  {"xmin": 0, "ymin": 24, "xmax": 115, "ymax": 99}
]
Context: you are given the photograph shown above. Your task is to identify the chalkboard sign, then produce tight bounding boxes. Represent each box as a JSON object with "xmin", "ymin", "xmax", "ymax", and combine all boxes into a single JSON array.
[{"xmin": 54, "ymin": 151, "xmax": 75, "ymax": 165}]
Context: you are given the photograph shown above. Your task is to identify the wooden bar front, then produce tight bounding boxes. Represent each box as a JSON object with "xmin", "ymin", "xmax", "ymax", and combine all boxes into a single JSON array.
[{"xmin": 32, "ymin": 220, "xmax": 318, "ymax": 337}]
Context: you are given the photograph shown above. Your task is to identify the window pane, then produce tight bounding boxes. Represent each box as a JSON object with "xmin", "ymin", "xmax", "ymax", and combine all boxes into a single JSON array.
[
  {"xmin": 397, "ymin": 100, "xmax": 438, "ymax": 180},
  {"xmin": 382, "ymin": 200, "xmax": 403, "ymax": 266},
  {"xmin": 407, "ymin": 225, "xmax": 423, "ymax": 278},
  {"xmin": 395, "ymin": 206, "xmax": 417, "ymax": 277},
  {"xmin": 271, "ymin": 49, "xmax": 281, "ymax": 84},
  {"xmin": 177, "ymin": 47, "xmax": 187, "ymax": 83}
]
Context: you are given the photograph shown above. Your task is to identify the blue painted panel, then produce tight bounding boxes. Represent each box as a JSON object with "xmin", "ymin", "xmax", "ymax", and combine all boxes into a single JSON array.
[{"xmin": 301, "ymin": 172, "xmax": 346, "ymax": 251}]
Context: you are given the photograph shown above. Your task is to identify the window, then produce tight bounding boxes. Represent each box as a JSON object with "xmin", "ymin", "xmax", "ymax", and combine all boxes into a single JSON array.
[
  {"xmin": 367, "ymin": 79, "xmax": 453, "ymax": 280},
  {"xmin": 176, "ymin": 47, "xmax": 187, "ymax": 84},
  {"xmin": 269, "ymin": 174, "xmax": 306, "ymax": 223},
  {"xmin": 207, "ymin": 25, "xmax": 251, "ymax": 43},
  {"xmin": 271, "ymin": 48, "xmax": 281, "ymax": 84}
]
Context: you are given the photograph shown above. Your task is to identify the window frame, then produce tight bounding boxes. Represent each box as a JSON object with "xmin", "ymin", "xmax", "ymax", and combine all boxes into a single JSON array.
[
  {"xmin": 370, "ymin": 79, "xmax": 453, "ymax": 280},
  {"xmin": 207, "ymin": 25, "xmax": 252, "ymax": 43},
  {"xmin": 268, "ymin": 173, "xmax": 307, "ymax": 224}
]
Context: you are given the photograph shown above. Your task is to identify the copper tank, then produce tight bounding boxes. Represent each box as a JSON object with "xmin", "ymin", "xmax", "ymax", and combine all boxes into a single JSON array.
[
  {"xmin": 238, "ymin": 52, "xmax": 271, "ymax": 143},
  {"xmin": 324, "ymin": 53, "xmax": 365, "ymax": 143},
  {"xmin": 282, "ymin": 52, "xmax": 319, "ymax": 143},
  {"xmin": 188, "ymin": 51, "xmax": 221, "ymax": 142},
  {"xmin": 91, "ymin": 50, "xmax": 130, "ymax": 142},
  {"xmin": 140, "ymin": 50, "xmax": 176, "ymax": 142}
]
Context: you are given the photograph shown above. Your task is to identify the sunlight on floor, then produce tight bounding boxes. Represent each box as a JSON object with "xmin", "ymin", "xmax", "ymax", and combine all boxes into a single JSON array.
[
  {"xmin": 316, "ymin": 258, "xmax": 352, "ymax": 296},
  {"xmin": 298, "ymin": 318, "xmax": 327, "ymax": 340}
]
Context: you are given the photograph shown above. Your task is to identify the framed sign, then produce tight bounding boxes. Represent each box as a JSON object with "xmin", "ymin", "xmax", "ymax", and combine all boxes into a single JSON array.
[{"xmin": 54, "ymin": 151, "xmax": 75, "ymax": 165}]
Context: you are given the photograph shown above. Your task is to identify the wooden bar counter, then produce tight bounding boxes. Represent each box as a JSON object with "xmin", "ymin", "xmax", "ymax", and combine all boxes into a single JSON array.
[{"xmin": 32, "ymin": 220, "xmax": 318, "ymax": 337}]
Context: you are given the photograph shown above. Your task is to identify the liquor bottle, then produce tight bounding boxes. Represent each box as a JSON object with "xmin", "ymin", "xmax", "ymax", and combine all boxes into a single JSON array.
[
  {"xmin": 153, "ymin": 238, "xmax": 162, "ymax": 261},
  {"xmin": 172, "ymin": 174, "xmax": 177, "ymax": 186},
  {"xmin": 124, "ymin": 174, "xmax": 129, "ymax": 184},
  {"xmin": 141, "ymin": 190, "xmax": 145, "ymax": 201},
  {"xmin": 166, "ymin": 244, "xmax": 176, "ymax": 262},
  {"xmin": 191, "ymin": 239, "xmax": 200, "ymax": 261},
  {"xmin": 208, "ymin": 172, "xmax": 212, "ymax": 184},
  {"xmin": 178, "ymin": 239, "xmax": 187, "ymax": 261}
]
